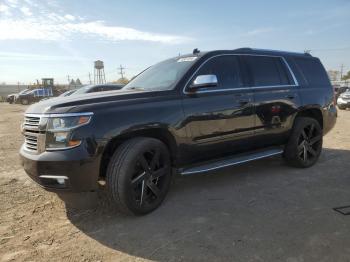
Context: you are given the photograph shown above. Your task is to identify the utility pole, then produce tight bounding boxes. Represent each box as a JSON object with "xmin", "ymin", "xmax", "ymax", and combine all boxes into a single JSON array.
[
  {"xmin": 17, "ymin": 81, "xmax": 20, "ymax": 92},
  {"xmin": 340, "ymin": 64, "xmax": 344, "ymax": 80},
  {"xmin": 88, "ymin": 72, "xmax": 92, "ymax": 84},
  {"xmin": 67, "ymin": 75, "xmax": 71, "ymax": 90},
  {"xmin": 118, "ymin": 65, "xmax": 125, "ymax": 79}
]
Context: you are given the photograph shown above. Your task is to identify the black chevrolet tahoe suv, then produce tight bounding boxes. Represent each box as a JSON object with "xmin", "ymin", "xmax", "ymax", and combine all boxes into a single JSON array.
[{"xmin": 20, "ymin": 48, "xmax": 337, "ymax": 215}]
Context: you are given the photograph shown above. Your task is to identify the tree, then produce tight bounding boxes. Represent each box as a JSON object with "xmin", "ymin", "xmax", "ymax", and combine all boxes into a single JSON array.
[
  {"xmin": 75, "ymin": 78, "xmax": 82, "ymax": 86},
  {"xmin": 342, "ymin": 71, "xmax": 350, "ymax": 81}
]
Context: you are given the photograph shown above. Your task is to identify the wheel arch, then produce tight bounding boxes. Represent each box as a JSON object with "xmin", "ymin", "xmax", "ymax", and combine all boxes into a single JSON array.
[
  {"xmin": 99, "ymin": 128, "xmax": 178, "ymax": 180},
  {"xmin": 294, "ymin": 107, "xmax": 323, "ymax": 129}
]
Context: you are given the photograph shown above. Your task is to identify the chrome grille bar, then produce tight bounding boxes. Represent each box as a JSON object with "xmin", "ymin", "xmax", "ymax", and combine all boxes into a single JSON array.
[{"xmin": 22, "ymin": 115, "xmax": 41, "ymax": 152}]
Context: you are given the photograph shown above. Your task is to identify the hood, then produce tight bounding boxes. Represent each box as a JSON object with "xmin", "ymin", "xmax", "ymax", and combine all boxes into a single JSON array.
[{"xmin": 25, "ymin": 89, "xmax": 171, "ymax": 114}]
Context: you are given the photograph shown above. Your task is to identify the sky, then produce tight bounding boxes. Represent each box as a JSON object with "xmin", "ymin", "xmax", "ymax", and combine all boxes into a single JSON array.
[{"xmin": 0, "ymin": 0, "xmax": 350, "ymax": 85}]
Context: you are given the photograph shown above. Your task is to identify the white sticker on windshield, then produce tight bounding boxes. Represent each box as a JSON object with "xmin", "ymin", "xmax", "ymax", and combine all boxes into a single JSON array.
[{"xmin": 177, "ymin": 57, "xmax": 198, "ymax": 62}]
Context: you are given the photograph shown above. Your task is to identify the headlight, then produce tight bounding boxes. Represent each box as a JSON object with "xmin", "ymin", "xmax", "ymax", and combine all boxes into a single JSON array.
[
  {"xmin": 337, "ymin": 97, "xmax": 345, "ymax": 104},
  {"xmin": 45, "ymin": 113, "xmax": 92, "ymax": 150}
]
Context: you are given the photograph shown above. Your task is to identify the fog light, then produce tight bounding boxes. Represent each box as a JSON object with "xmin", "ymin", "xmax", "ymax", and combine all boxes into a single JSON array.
[
  {"xmin": 39, "ymin": 175, "xmax": 68, "ymax": 185},
  {"xmin": 57, "ymin": 178, "xmax": 65, "ymax": 185}
]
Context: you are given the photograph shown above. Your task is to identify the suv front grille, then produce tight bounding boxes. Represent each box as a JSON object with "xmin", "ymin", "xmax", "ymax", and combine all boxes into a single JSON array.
[
  {"xmin": 22, "ymin": 115, "xmax": 44, "ymax": 153},
  {"xmin": 24, "ymin": 134, "xmax": 38, "ymax": 151},
  {"xmin": 24, "ymin": 116, "xmax": 40, "ymax": 129}
]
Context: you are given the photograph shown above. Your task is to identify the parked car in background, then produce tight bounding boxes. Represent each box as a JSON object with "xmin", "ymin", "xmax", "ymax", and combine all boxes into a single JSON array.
[
  {"xmin": 16, "ymin": 88, "xmax": 53, "ymax": 105},
  {"xmin": 335, "ymin": 85, "xmax": 349, "ymax": 100},
  {"xmin": 71, "ymin": 84, "xmax": 124, "ymax": 95},
  {"xmin": 56, "ymin": 84, "xmax": 124, "ymax": 99},
  {"xmin": 20, "ymin": 48, "xmax": 337, "ymax": 215},
  {"xmin": 6, "ymin": 93, "xmax": 17, "ymax": 104},
  {"xmin": 7, "ymin": 89, "xmax": 30, "ymax": 104},
  {"xmin": 337, "ymin": 89, "xmax": 350, "ymax": 110},
  {"xmin": 59, "ymin": 89, "xmax": 77, "ymax": 97}
]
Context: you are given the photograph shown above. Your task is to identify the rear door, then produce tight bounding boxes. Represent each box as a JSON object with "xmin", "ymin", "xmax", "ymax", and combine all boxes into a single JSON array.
[
  {"xmin": 182, "ymin": 55, "xmax": 255, "ymax": 163},
  {"xmin": 241, "ymin": 55, "xmax": 301, "ymax": 148}
]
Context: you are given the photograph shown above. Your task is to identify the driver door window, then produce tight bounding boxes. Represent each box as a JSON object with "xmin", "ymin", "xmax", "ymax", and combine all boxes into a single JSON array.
[{"xmin": 193, "ymin": 56, "xmax": 243, "ymax": 91}]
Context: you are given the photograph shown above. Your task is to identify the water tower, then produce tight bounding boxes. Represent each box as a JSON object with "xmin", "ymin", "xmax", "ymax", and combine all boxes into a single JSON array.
[{"xmin": 94, "ymin": 60, "xmax": 106, "ymax": 84}]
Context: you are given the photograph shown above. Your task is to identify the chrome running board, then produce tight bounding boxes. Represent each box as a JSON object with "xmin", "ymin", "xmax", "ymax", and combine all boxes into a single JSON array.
[{"xmin": 179, "ymin": 148, "xmax": 283, "ymax": 175}]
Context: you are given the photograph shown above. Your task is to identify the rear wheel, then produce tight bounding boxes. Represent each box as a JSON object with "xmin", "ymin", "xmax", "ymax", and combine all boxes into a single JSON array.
[
  {"xmin": 284, "ymin": 117, "xmax": 323, "ymax": 168},
  {"xmin": 106, "ymin": 137, "xmax": 172, "ymax": 215},
  {"xmin": 338, "ymin": 105, "xmax": 346, "ymax": 110}
]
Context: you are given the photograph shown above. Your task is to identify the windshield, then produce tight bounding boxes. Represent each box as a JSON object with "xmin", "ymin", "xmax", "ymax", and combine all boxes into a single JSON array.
[
  {"xmin": 19, "ymin": 89, "xmax": 30, "ymax": 95},
  {"xmin": 123, "ymin": 56, "xmax": 198, "ymax": 91}
]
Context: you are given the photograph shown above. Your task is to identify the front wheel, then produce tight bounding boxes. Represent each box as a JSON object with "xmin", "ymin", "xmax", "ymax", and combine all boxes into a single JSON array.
[
  {"xmin": 338, "ymin": 105, "xmax": 346, "ymax": 110},
  {"xmin": 284, "ymin": 117, "xmax": 323, "ymax": 168},
  {"xmin": 106, "ymin": 137, "xmax": 172, "ymax": 215}
]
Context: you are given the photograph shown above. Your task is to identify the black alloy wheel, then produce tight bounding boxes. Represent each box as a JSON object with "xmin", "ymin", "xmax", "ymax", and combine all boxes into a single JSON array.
[
  {"xmin": 131, "ymin": 146, "xmax": 170, "ymax": 208},
  {"xmin": 106, "ymin": 137, "xmax": 172, "ymax": 215},
  {"xmin": 297, "ymin": 123, "xmax": 322, "ymax": 164},
  {"xmin": 284, "ymin": 117, "xmax": 323, "ymax": 168}
]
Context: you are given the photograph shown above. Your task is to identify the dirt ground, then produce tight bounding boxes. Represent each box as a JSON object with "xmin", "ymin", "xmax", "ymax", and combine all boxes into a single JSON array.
[{"xmin": 1, "ymin": 103, "xmax": 350, "ymax": 262}]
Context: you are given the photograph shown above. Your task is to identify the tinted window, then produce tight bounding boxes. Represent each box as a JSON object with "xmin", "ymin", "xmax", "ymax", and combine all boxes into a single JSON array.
[
  {"xmin": 294, "ymin": 58, "xmax": 330, "ymax": 86},
  {"xmin": 194, "ymin": 55, "xmax": 243, "ymax": 90},
  {"xmin": 244, "ymin": 56, "xmax": 291, "ymax": 86}
]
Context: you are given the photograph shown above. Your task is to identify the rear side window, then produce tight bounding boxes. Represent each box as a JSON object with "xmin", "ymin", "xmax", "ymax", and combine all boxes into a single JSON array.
[
  {"xmin": 194, "ymin": 55, "xmax": 243, "ymax": 89},
  {"xmin": 294, "ymin": 58, "xmax": 330, "ymax": 86},
  {"xmin": 243, "ymin": 56, "xmax": 292, "ymax": 87}
]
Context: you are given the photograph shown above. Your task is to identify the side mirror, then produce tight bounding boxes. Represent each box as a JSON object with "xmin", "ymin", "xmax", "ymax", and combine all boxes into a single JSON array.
[{"xmin": 188, "ymin": 74, "xmax": 218, "ymax": 91}]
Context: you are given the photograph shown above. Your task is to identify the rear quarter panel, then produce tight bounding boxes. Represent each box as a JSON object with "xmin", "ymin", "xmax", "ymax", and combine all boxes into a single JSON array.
[{"xmin": 286, "ymin": 56, "xmax": 337, "ymax": 134}]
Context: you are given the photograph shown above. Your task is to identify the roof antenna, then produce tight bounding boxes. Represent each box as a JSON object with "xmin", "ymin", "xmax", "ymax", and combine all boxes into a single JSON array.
[{"xmin": 193, "ymin": 48, "xmax": 200, "ymax": 55}]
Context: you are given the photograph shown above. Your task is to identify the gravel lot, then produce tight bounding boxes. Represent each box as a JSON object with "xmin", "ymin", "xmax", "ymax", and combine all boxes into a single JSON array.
[{"xmin": 1, "ymin": 103, "xmax": 350, "ymax": 262}]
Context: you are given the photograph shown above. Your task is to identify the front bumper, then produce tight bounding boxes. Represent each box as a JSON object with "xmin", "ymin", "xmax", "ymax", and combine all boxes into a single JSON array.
[{"xmin": 20, "ymin": 144, "xmax": 101, "ymax": 192}]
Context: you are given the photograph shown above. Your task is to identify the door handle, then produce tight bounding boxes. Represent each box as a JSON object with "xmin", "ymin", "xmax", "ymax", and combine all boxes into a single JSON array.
[{"xmin": 285, "ymin": 95, "xmax": 295, "ymax": 100}]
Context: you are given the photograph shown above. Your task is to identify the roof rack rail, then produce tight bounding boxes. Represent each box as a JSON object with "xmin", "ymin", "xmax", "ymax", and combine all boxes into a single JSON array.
[
  {"xmin": 233, "ymin": 47, "xmax": 252, "ymax": 52},
  {"xmin": 233, "ymin": 47, "xmax": 312, "ymax": 57}
]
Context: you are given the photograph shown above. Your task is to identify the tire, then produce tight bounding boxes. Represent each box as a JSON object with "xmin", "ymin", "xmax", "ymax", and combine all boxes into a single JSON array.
[
  {"xmin": 106, "ymin": 137, "xmax": 172, "ymax": 215},
  {"xmin": 284, "ymin": 117, "xmax": 323, "ymax": 168},
  {"xmin": 21, "ymin": 99, "xmax": 29, "ymax": 105},
  {"xmin": 338, "ymin": 105, "xmax": 346, "ymax": 110}
]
